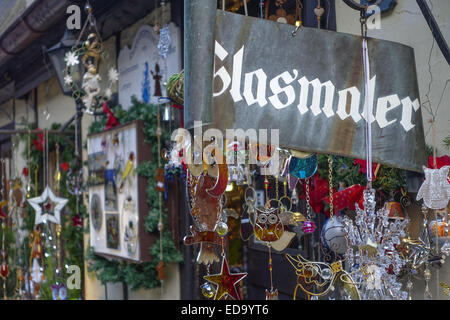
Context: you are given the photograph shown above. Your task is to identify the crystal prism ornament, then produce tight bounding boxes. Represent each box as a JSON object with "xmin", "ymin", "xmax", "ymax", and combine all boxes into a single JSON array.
[{"xmin": 158, "ymin": 26, "xmax": 171, "ymax": 59}]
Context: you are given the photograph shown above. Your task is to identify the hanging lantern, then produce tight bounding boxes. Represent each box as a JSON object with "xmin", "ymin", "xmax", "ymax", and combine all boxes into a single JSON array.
[{"xmin": 46, "ymin": 30, "xmax": 84, "ymax": 96}]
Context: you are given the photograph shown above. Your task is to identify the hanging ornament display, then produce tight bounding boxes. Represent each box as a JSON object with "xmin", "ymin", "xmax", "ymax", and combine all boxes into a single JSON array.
[{"xmin": 63, "ymin": 4, "xmax": 118, "ymax": 114}]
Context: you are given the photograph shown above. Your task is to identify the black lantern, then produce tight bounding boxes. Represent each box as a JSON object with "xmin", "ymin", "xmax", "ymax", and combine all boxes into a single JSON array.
[{"xmin": 46, "ymin": 30, "xmax": 84, "ymax": 96}]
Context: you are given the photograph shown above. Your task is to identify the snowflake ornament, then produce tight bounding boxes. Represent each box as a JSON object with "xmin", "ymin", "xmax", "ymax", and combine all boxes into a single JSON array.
[
  {"xmin": 64, "ymin": 74, "xmax": 73, "ymax": 86},
  {"xmin": 64, "ymin": 51, "xmax": 79, "ymax": 67},
  {"xmin": 108, "ymin": 67, "xmax": 119, "ymax": 83},
  {"xmin": 342, "ymin": 187, "xmax": 409, "ymax": 300},
  {"xmin": 104, "ymin": 88, "xmax": 113, "ymax": 99}
]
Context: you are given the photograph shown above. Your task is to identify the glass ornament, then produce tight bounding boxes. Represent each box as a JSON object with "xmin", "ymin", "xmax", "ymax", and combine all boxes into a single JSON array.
[
  {"xmin": 203, "ymin": 256, "xmax": 247, "ymax": 300},
  {"xmin": 158, "ymin": 26, "xmax": 171, "ymax": 59},
  {"xmin": 416, "ymin": 166, "xmax": 450, "ymax": 209},
  {"xmin": 201, "ymin": 282, "xmax": 215, "ymax": 299},
  {"xmin": 288, "ymin": 154, "xmax": 318, "ymax": 179},
  {"xmin": 302, "ymin": 220, "xmax": 316, "ymax": 234},
  {"xmin": 215, "ymin": 221, "xmax": 228, "ymax": 237}
]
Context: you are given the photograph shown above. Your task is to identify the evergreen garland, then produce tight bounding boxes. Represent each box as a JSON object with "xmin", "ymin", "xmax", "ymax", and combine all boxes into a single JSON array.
[
  {"xmin": 0, "ymin": 122, "xmax": 86, "ymax": 300},
  {"xmin": 316, "ymin": 153, "xmax": 407, "ymax": 211},
  {"xmin": 86, "ymin": 97, "xmax": 182, "ymax": 290}
]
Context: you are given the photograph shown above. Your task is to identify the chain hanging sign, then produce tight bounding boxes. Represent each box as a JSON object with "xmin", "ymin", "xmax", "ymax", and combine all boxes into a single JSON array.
[{"xmin": 184, "ymin": 10, "xmax": 427, "ymax": 172}]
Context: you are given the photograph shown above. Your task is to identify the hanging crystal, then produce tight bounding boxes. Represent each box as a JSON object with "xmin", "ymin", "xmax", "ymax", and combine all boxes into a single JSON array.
[
  {"xmin": 158, "ymin": 26, "xmax": 171, "ymax": 59},
  {"xmin": 423, "ymin": 266, "xmax": 433, "ymax": 300}
]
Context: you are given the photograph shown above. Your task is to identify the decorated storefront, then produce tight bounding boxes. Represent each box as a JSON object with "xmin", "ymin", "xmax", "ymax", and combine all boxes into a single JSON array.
[
  {"xmin": 171, "ymin": 0, "xmax": 449, "ymax": 300},
  {"xmin": 0, "ymin": 0, "xmax": 448, "ymax": 301}
]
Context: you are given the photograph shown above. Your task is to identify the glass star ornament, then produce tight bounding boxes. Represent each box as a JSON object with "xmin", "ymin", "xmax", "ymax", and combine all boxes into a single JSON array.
[
  {"xmin": 416, "ymin": 166, "xmax": 450, "ymax": 209},
  {"xmin": 27, "ymin": 186, "xmax": 68, "ymax": 226},
  {"xmin": 203, "ymin": 256, "xmax": 247, "ymax": 300}
]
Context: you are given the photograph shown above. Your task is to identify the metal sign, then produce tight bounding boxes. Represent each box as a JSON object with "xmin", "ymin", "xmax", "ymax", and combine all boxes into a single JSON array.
[{"xmin": 185, "ymin": 10, "xmax": 427, "ymax": 172}]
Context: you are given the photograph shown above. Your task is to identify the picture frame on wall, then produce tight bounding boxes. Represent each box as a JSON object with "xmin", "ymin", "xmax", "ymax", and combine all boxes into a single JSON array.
[{"xmin": 87, "ymin": 120, "xmax": 154, "ymax": 262}]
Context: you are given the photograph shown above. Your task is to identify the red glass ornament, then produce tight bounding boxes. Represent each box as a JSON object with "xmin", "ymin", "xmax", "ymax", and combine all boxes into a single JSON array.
[
  {"xmin": 60, "ymin": 162, "xmax": 70, "ymax": 172},
  {"xmin": 72, "ymin": 214, "xmax": 83, "ymax": 227},
  {"xmin": 203, "ymin": 257, "xmax": 247, "ymax": 300},
  {"xmin": 0, "ymin": 264, "xmax": 8, "ymax": 279}
]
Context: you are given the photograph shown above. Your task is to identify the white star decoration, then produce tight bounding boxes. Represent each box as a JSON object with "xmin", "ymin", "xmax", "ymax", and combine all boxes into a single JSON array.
[
  {"xmin": 64, "ymin": 51, "xmax": 79, "ymax": 67},
  {"xmin": 64, "ymin": 74, "xmax": 73, "ymax": 86},
  {"xmin": 27, "ymin": 186, "xmax": 68, "ymax": 226},
  {"xmin": 108, "ymin": 67, "xmax": 119, "ymax": 82}
]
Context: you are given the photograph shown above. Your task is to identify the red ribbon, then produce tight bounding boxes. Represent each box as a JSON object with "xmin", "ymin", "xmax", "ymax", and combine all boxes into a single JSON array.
[
  {"xmin": 353, "ymin": 158, "xmax": 378, "ymax": 177},
  {"xmin": 299, "ymin": 174, "xmax": 330, "ymax": 214},
  {"xmin": 60, "ymin": 162, "xmax": 69, "ymax": 172},
  {"xmin": 428, "ymin": 155, "xmax": 450, "ymax": 169},
  {"xmin": 323, "ymin": 184, "xmax": 365, "ymax": 216}
]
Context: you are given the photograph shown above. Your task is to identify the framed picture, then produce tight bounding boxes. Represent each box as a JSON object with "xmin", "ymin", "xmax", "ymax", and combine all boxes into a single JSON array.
[
  {"xmin": 104, "ymin": 169, "xmax": 118, "ymax": 212},
  {"xmin": 87, "ymin": 152, "xmax": 106, "ymax": 186},
  {"xmin": 87, "ymin": 120, "xmax": 154, "ymax": 262},
  {"xmin": 90, "ymin": 193, "xmax": 102, "ymax": 232},
  {"xmin": 106, "ymin": 214, "xmax": 120, "ymax": 250}
]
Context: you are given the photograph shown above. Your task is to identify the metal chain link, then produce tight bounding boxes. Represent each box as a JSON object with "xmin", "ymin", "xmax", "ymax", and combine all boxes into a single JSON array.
[
  {"xmin": 305, "ymin": 178, "xmax": 311, "ymax": 220},
  {"xmin": 275, "ymin": 174, "xmax": 279, "ymax": 201},
  {"xmin": 328, "ymin": 155, "xmax": 334, "ymax": 219}
]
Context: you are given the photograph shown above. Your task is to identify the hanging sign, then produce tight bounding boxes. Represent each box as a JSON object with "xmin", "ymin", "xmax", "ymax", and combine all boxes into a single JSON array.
[{"xmin": 185, "ymin": 10, "xmax": 427, "ymax": 172}]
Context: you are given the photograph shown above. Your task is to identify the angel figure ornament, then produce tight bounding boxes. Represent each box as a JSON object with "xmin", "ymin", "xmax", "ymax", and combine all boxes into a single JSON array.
[
  {"xmin": 417, "ymin": 166, "xmax": 450, "ymax": 209},
  {"xmin": 82, "ymin": 63, "xmax": 102, "ymax": 114}
]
